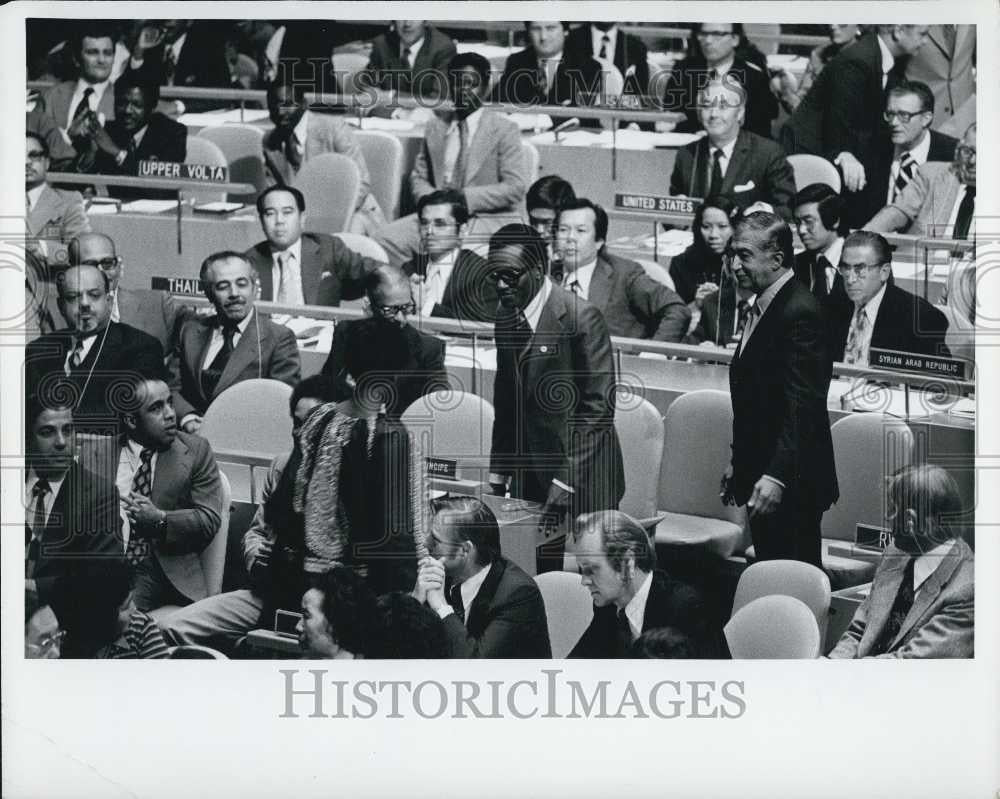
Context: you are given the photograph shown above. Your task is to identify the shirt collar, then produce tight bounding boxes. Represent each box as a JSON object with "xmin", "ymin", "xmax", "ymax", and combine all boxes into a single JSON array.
[
  {"xmin": 564, "ymin": 259, "xmax": 598, "ymax": 297},
  {"xmin": 403, "ymin": 35, "xmax": 424, "ymax": 59},
  {"xmin": 914, "ymin": 540, "xmax": 957, "ymax": 592},
  {"xmin": 709, "ymin": 54, "xmax": 736, "ymax": 77},
  {"xmin": 876, "ymin": 34, "xmax": 896, "ymax": 77},
  {"xmin": 217, "ymin": 307, "xmax": 255, "ymax": 335},
  {"xmin": 428, "ymin": 247, "xmax": 459, "ymax": 271},
  {"xmin": 753, "ymin": 268, "xmax": 795, "ymax": 316},
  {"xmin": 857, "ymin": 281, "xmax": 888, "ymax": 319},
  {"xmin": 452, "ymin": 106, "xmax": 483, "ymax": 139},
  {"xmin": 711, "ymin": 134, "xmax": 739, "ymax": 161},
  {"xmin": 26, "ymin": 183, "xmax": 46, "ymax": 209},
  {"xmin": 459, "ymin": 561, "xmax": 492, "ymax": 612},
  {"xmin": 592, "ymin": 25, "xmax": 617, "ymax": 50},
  {"xmin": 273, "ymin": 237, "xmax": 302, "ymax": 263},
  {"xmin": 26, "ymin": 467, "xmax": 67, "ymax": 496},
  {"xmin": 899, "ymin": 130, "xmax": 932, "ymax": 164},
  {"xmin": 624, "ymin": 571, "xmax": 654, "ymax": 638},
  {"xmin": 522, "ymin": 276, "xmax": 553, "ymax": 333},
  {"xmin": 820, "ymin": 236, "xmax": 844, "ymax": 266},
  {"xmin": 169, "ymin": 33, "xmax": 187, "ymax": 60},
  {"xmin": 74, "ymin": 76, "xmax": 111, "ymax": 98},
  {"xmin": 293, "ymin": 109, "xmax": 310, "ymax": 145}
]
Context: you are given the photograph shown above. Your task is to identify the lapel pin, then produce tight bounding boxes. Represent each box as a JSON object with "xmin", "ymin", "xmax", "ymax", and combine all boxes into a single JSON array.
[{"xmin": 539, "ymin": 345, "xmax": 548, "ymax": 353}]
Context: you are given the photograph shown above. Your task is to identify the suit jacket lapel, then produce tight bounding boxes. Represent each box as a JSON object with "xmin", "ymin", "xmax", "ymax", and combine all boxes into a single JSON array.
[
  {"xmin": 190, "ymin": 318, "xmax": 215, "ymax": 399},
  {"xmin": 428, "ymin": 118, "xmax": 447, "ymax": 187},
  {"xmin": 300, "ymin": 235, "xmax": 322, "ymax": 303},
  {"xmin": 890, "ymin": 542, "xmax": 964, "ymax": 650},
  {"xmin": 862, "ymin": 552, "xmax": 910, "ymax": 651},
  {"xmin": 28, "ymin": 186, "xmax": 58, "ymax": 236},
  {"xmin": 150, "ymin": 436, "xmax": 189, "ymax": 508},
  {"xmin": 217, "ymin": 312, "xmax": 264, "ymax": 394},
  {"xmin": 720, "ymin": 131, "xmax": 751, "ymax": 195},
  {"xmin": 464, "ymin": 560, "xmax": 504, "ymax": 635},
  {"xmin": 524, "ymin": 289, "xmax": 562, "ymax": 369},
  {"xmin": 463, "ymin": 112, "xmax": 493, "ymax": 184},
  {"xmin": 587, "ymin": 257, "xmax": 615, "ymax": 312}
]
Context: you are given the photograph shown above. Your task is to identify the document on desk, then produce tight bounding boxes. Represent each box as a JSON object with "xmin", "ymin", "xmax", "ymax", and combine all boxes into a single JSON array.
[
  {"xmin": 178, "ymin": 109, "xmax": 271, "ymax": 127},
  {"xmin": 506, "ymin": 112, "xmax": 554, "ymax": 132},
  {"xmin": 119, "ymin": 200, "xmax": 180, "ymax": 214},
  {"xmin": 350, "ymin": 117, "xmax": 417, "ymax": 132},
  {"xmin": 528, "ymin": 129, "xmax": 702, "ymax": 150}
]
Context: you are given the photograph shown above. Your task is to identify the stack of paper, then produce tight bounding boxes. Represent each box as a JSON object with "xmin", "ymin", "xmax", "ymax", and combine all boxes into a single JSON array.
[
  {"xmin": 120, "ymin": 200, "xmax": 179, "ymax": 214},
  {"xmin": 178, "ymin": 109, "xmax": 270, "ymax": 127}
]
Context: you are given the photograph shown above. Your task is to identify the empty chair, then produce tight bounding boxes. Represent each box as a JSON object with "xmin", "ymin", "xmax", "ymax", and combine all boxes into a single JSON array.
[
  {"xmin": 724, "ymin": 595, "xmax": 821, "ymax": 659},
  {"xmin": 654, "ymin": 390, "xmax": 748, "ymax": 559},
  {"xmin": 400, "ymin": 390, "xmax": 495, "ymax": 482},
  {"xmin": 296, "ymin": 153, "xmax": 361, "ymax": 234},
  {"xmin": 355, "ymin": 129, "xmax": 405, "ymax": 220},
  {"xmin": 197, "ymin": 124, "xmax": 268, "ymax": 204},
  {"xmin": 534, "ymin": 571, "xmax": 594, "ymax": 658},
  {"xmin": 787, "ymin": 154, "xmax": 842, "ymax": 192},
  {"xmin": 199, "ymin": 379, "xmax": 295, "ymax": 461},
  {"xmin": 182, "ymin": 136, "xmax": 229, "ymax": 204},
  {"xmin": 614, "ymin": 396, "xmax": 665, "ymax": 521},
  {"xmin": 732, "ymin": 559, "xmax": 831, "ymax": 643}
]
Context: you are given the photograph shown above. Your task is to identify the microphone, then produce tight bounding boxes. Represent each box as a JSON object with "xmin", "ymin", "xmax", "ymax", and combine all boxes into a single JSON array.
[{"xmin": 552, "ymin": 117, "xmax": 580, "ymax": 142}]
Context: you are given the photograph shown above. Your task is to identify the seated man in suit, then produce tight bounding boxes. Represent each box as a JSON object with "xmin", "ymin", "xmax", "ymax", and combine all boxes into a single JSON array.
[
  {"xmin": 866, "ymin": 123, "xmax": 976, "ymax": 239},
  {"xmin": 159, "ymin": 375, "xmax": 338, "ymax": 652},
  {"xmin": 375, "ymin": 52, "xmax": 527, "ymax": 267},
  {"xmin": 830, "ymin": 464, "xmax": 973, "ymax": 658},
  {"xmin": 661, "ymin": 22, "xmax": 778, "ymax": 138},
  {"xmin": 569, "ymin": 511, "xmax": 724, "ymax": 658},
  {"xmin": 25, "ymin": 264, "xmax": 165, "ymax": 424},
  {"xmin": 854, "ymin": 80, "xmax": 959, "ymax": 226},
  {"xmin": 25, "ymin": 396, "xmax": 126, "ymax": 657},
  {"xmin": 487, "ymin": 224, "xmax": 625, "ymax": 574},
  {"xmin": 25, "ymin": 131, "xmax": 90, "ymax": 272},
  {"xmin": 262, "ymin": 79, "xmax": 385, "ymax": 235},
  {"xmin": 405, "ymin": 189, "xmax": 496, "ymax": 322},
  {"xmin": 83, "ymin": 376, "xmax": 222, "ymax": 612},
  {"xmin": 493, "ymin": 21, "xmax": 602, "ymax": 108},
  {"xmin": 564, "ymin": 21, "xmax": 649, "ymax": 103},
  {"xmin": 27, "ymin": 106, "xmax": 78, "ymax": 171},
  {"xmin": 297, "ymin": 567, "xmax": 380, "ymax": 659},
  {"xmin": 832, "ymin": 230, "xmax": 950, "ymax": 364},
  {"xmin": 526, "ymin": 174, "xmax": 577, "ymax": 246},
  {"xmin": 172, "ymin": 251, "xmax": 301, "ymax": 434},
  {"xmin": 76, "ymin": 77, "xmax": 187, "ymax": 200},
  {"xmin": 415, "ymin": 496, "xmax": 551, "ymax": 658},
  {"xmin": 670, "ymin": 80, "xmax": 796, "ymax": 221},
  {"xmin": 322, "ymin": 265, "xmax": 448, "ymax": 417},
  {"xmin": 554, "ymin": 198, "xmax": 690, "ymax": 341},
  {"xmin": 360, "ymin": 20, "xmax": 456, "ymax": 101},
  {"xmin": 244, "ymin": 186, "xmax": 381, "ymax": 306},
  {"xmin": 791, "ymin": 183, "xmax": 852, "ymax": 327},
  {"xmin": 68, "ymin": 232, "xmax": 182, "ymax": 357},
  {"xmin": 38, "ymin": 22, "xmax": 118, "ymax": 160}
]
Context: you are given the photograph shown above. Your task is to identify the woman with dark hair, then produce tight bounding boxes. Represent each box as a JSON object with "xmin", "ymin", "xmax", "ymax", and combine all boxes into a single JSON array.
[
  {"xmin": 777, "ymin": 25, "xmax": 861, "ymax": 112},
  {"xmin": 668, "ymin": 195, "xmax": 742, "ymax": 307}
]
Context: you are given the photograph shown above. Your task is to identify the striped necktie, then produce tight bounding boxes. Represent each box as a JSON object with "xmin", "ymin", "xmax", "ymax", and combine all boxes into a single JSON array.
[
  {"xmin": 70, "ymin": 87, "xmax": 94, "ymax": 125},
  {"xmin": 892, "ymin": 151, "xmax": 916, "ymax": 202},
  {"xmin": 125, "ymin": 448, "xmax": 156, "ymax": 565},
  {"xmin": 66, "ymin": 337, "xmax": 85, "ymax": 376}
]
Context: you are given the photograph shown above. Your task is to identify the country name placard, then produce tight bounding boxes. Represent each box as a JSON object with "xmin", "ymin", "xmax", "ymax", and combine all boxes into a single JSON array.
[
  {"xmin": 152, "ymin": 276, "xmax": 205, "ymax": 296},
  {"xmin": 614, "ymin": 193, "xmax": 698, "ymax": 214},
  {"xmin": 138, "ymin": 160, "xmax": 229, "ymax": 182},
  {"xmin": 869, "ymin": 348, "xmax": 967, "ymax": 380},
  {"xmin": 425, "ymin": 457, "xmax": 458, "ymax": 480}
]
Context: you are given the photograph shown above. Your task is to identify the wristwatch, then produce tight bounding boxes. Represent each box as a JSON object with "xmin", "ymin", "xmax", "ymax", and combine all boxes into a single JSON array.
[{"xmin": 153, "ymin": 511, "xmax": 168, "ymax": 537}]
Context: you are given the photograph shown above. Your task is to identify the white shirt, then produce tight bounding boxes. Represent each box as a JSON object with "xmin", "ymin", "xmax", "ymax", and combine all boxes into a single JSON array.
[
  {"xmin": 201, "ymin": 308, "xmax": 255, "ymax": 370},
  {"xmin": 401, "ymin": 35, "xmax": 424, "ymax": 67},
  {"xmin": 26, "ymin": 183, "xmax": 46, "ymax": 212},
  {"xmin": 540, "ymin": 54, "xmax": 562, "ymax": 89},
  {"xmin": 271, "ymin": 238, "xmax": 305, "ymax": 306},
  {"xmin": 707, "ymin": 134, "xmax": 739, "ymax": 180},
  {"xmin": 421, "ymin": 249, "xmax": 458, "ymax": 316},
  {"xmin": 64, "ymin": 331, "xmax": 100, "ymax": 373},
  {"xmin": 739, "ymin": 269, "xmax": 795, "ymax": 352},
  {"xmin": 888, "ymin": 131, "xmax": 932, "ymax": 204},
  {"xmin": 291, "ymin": 109, "xmax": 310, "ymax": 158},
  {"xmin": 563, "ymin": 259, "xmax": 598, "ymax": 300},
  {"xmin": 707, "ymin": 55, "xmax": 736, "ymax": 81},
  {"xmin": 443, "ymin": 107, "xmax": 483, "ymax": 186},
  {"xmin": 914, "ymin": 541, "xmax": 957, "ymax": 593},
  {"xmin": 623, "ymin": 571, "xmax": 653, "ymax": 639},
  {"xmin": 848, "ymin": 282, "xmax": 888, "ymax": 365},
  {"xmin": 945, "ymin": 184, "xmax": 974, "ymax": 238},
  {"xmin": 25, "ymin": 468, "xmax": 66, "ymax": 532},
  {"xmin": 522, "ymin": 276, "xmax": 553, "ymax": 334},
  {"xmin": 816, "ymin": 236, "xmax": 844, "ymax": 293},
  {"xmin": 591, "ymin": 25, "xmax": 617, "ymax": 62},
  {"xmin": 876, "ymin": 34, "xmax": 896, "ymax": 89},
  {"xmin": 116, "ymin": 438, "xmax": 159, "ymax": 547},
  {"xmin": 436, "ymin": 562, "xmax": 491, "ymax": 620},
  {"xmin": 66, "ymin": 77, "xmax": 111, "ymax": 128}
]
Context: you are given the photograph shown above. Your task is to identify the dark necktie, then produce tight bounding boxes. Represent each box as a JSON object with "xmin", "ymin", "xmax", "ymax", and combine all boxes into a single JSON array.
[
  {"xmin": 163, "ymin": 45, "xmax": 177, "ymax": 85},
  {"xmin": 598, "ymin": 35, "xmax": 610, "ymax": 60},
  {"xmin": 733, "ymin": 298, "xmax": 751, "ymax": 342},
  {"xmin": 65, "ymin": 336, "xmax": 85, "ymax": 376},
  {"xmin": 286, "ymin": 132, "xmax": 303, "ymax": 171},
  {"xmin": 200, "ymin": 323, "xmax": 237, "ymax": 400},
  {"xmin": 812, "ymin": 255, "xmax": 830, "ymax": 299},
  {"xmin": 616, "ymin": 608, "xmax": 634, "ymax": 656},
  {"xmin": 401, "ymin": 45, "xmax": 412, "ymax": 68},
  {"xmin": 26, "ymin": 478, "xmax": 51, "ymax": 578},
  {"xmin": 449, "ymin": 583, "xmax": 465, "ymax": 624},
  {"xmin": 536, "ymin": 61, "xmax": 548, "ymax": 99},
  {"xmin": 125, "ymin": 447, "xmax": 156, "ymax": 565},
  {"xmin": 449, "ymin": 119, "xmax": 468, "ymax": 189},
  {"xmin": 953, "ymin": 186, "xmax": 975, "ymax": 240},
  {"xmin": 70, "ymin": 87, "xmax": 94, "ymax": 125},
  {"xmin": 708, "ymin": 148, "xmax": 724, "ymax": 197},
  {"xmin": 871, "ymin": 557, "xmax": 916, "ymax": 655},
  {"xmin": 892, "ymin": 151, "xmax": 916, "ymax": 202}
]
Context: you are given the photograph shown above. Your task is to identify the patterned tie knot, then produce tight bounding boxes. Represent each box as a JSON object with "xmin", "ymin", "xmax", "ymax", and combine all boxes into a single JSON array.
[
  {"xmin": 140, "ymin": 447, "xmax": 154, "ymax": 464},
  {"xmin": 126, "ymin": 538, "xmax": 152, "ymax": 566},
  {"xmin": 33, "ymin": 478, "xmax": 51, "ymax": 499}
]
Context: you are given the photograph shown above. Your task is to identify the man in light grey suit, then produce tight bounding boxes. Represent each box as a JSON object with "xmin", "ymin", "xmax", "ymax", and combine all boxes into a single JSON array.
[
  {"xmin": 263, "ymin": 79, "xmax": 385, "ymax": 236},
  {"xmin": 829, "ymin": 464, "xmax": 973, "ymax": 658},
  {"xmin": 26, "ymin": 132, "xmax": 90, "ymax": 268},
  {"xmin": 375, "ymin": 52, "xmax": 528, "ymax": 267},
  {"xmin": 905, "ymin": 24, "xmax": 975, "ymax": 128},
  {"xmin": 171, "ymin": 251, "xmax": 301, "ymax": 434}
]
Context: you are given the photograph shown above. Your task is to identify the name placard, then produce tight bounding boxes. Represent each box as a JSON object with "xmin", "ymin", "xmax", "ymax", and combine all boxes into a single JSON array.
[
  {"xmin": 425, "ymin": 457, "xmax": 458, "ymax": 480},
  {"xmin": 855, "ymin": 523, "xmax": 893, "ymax": 552},
  {"xmin": 614, "ymin": 193, "xmax": 698, "ymax": 215},
  {"xmin": 152, "ymin": 276, "xmax": 205, "ymax": 296},
  {"xmin": 869, "ymin": 348, "xmax": 966, "ymax": 381},
  {"xmin": 138, "ymin": 160, "xmax": 229, "ymax": 182}
]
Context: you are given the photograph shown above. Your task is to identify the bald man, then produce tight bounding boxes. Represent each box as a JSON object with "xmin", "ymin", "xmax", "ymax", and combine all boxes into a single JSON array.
[{"xmin": 67, "ymin": 233, "xmax": 186, "ymax": 355}]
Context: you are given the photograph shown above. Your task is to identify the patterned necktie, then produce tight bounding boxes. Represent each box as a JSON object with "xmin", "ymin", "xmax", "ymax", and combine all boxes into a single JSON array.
[
  {"xmin": 953, "ymin": 186, "xmax": 975, "ymax": 240},
  {"xmin": 844, "ymin": 306, "xmax": 869, "ymax": 364},
  {"xmin": 449, "ymin": 583, "xmax": 465, "ymax": 623},
  {"xmin": 286, "ymin": 132, "xmax": 303, "ymax": 170},
  {"xmin": 163, "ymin": 45, "xmax": 177, "ymax": 85},
  {"xmin": 564, "ymin": 275, "xmax": 583, "ymax": 297},
  {"xmin": 401, "ymin": 45, "xmax": 412, "ymax": 68},
  {"xmin": 708, "ymin": 148, "xmax": 724, "ymax": 197},
  {"xmin": 276, "ymin": 252, "xmax": 291, "ymax": 304},
  {"xmin": 733, "ymin": 298, "xmax": 751, "ymax": 342},
  {"xmin": 598, "ymin": 35, "xmax": 610, "ymax": 60},
  {"xmin": 26, "ymin": 478, "xmax": 51, "ymax": 578},
  {"xmin": 870, "ymin": 557, "xmax": 916, "ymax": 655},
  {"xmin": 892, "ymin": 151, "xmax": 916, "ymax": 202},
  {"xmin": 536, "ymin": 61, "xmax": 548, "ymax": 99},
  {"xmin": 66, "ymin": 337, "xmax": 85, "ymax": 376},
  {"xmin": 201, "ymin": 323, "xmax": 237, "ymax": 400},
  {"xmin": 125, "ymin": 448, "xmax": 156, "ymax": 565},
  {"xmin": 70, "ymin": 87, "xmax": 94, "ymax": 125},
  {"xmin": 449, "ymin": 119, "xmax": 469, "ymax": 189},
  {"xmin": 812, "ymin": 255, "xmax": 830, "ymax": 299}
]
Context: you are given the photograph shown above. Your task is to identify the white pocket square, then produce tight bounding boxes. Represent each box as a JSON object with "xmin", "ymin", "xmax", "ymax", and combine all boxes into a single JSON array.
[{"xmin": 734, "ymin": 181, "xmax": 756, "ymax": 192}]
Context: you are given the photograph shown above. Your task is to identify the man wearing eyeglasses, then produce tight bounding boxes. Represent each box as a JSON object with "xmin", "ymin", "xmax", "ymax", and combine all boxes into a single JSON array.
[
  {"xmin": 321, "ymin": 265, "xmax": 448, "ymax": 418},
  {"xmin": 866, "ymin": 123, "xmax": 976, "ymax": 240},
  {"xmin": 829, "ymin": 230, "xmax": 950, "ymax": 365},
  {"xmin": 25, "ymin": 132, "xmax": 90, "ymax": 270}
]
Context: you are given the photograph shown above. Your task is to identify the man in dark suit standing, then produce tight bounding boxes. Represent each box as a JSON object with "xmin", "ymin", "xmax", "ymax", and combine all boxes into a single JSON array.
[
  {"xmin": 172, "ymin": 251, "xmax": 301, "ymax": 434},
  {"xmin": 722, "ymin": 212, "xmax": 838, "ymax": 568},
  {"xmin": 25, "ymin": 398, "xmax": 126, "ymax": 657},
  {"xmin": 322, "ymin": 265, "xmax": 448, "ymax": 418},
  {"xmin": 830, "ymin": 230, "xmax": 950, "ymax": 364},
  {"xmin": 569, "ymin": 511, "xmax": 724, "ymax": 658},
  {"xmin": 361, "ymin": 20, "xmax": 456, "ymax": 100},
  {"xmin": 487, "ymin": 224, "xmax": 625, "ymax": 574},
  {"xmin": 416, "ymin": 497, "xmax": 551, "ymax": 658},
  {"xmin": 404, "ymin": 189, "xmax": 497, "ymax": 322},
  {"xmin": 780, "ymin": 26, "xmax": 930, "ymax": 198},
  {"xmin": 564, "ymin": 21, "xmax": 649, "ymax": 102},
  {"xmin": 25, "ymin": 264, "xmax": 165, "ymax": 425},
  {"xmin": 661, "ymin": 22, "xmax": 778, "ymax": 138},
  {"xmin": 670, "ymin": 80, "xmax": 796, "ymax": 220},
  {"xmin": 77, "ymin": 78, "xmax": 187, "ymax": 200},
  {"xmin": 554, "ymin": 198, "xmax": 689, "ymax": 341},
  {"xmin": 244, "ymin": 186, "xmax": 381, "ymax": 307},
  {"xmin": 493, "ymin": 21, "xmax": 602, "ymax": 107},
  {"xmin": 791, "ymin": 183, "xmax": 852, "ymax": 329}
]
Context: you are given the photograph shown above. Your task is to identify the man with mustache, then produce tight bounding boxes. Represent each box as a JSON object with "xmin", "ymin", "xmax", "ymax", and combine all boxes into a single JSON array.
[{"xmin": 171, "ymin": 251, "xmax": 301, "ymax": 434}]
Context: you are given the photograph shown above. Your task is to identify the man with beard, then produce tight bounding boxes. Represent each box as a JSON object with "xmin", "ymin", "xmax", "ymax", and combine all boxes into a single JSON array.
[{"xmin": 171, "ymin": 251, "xmax": 300, "ymax": 434}]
